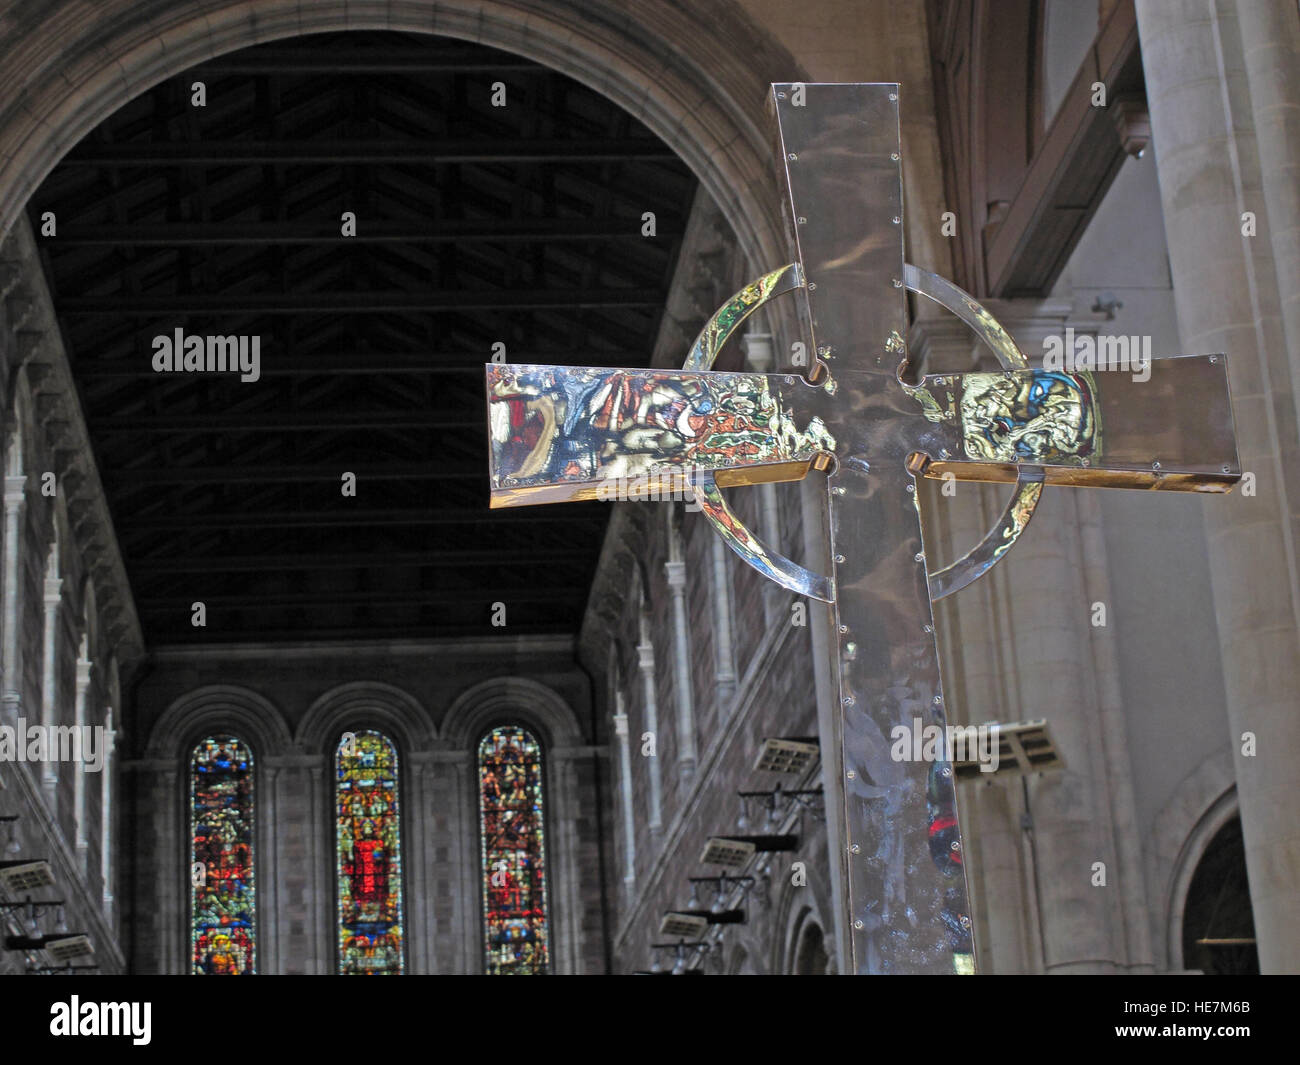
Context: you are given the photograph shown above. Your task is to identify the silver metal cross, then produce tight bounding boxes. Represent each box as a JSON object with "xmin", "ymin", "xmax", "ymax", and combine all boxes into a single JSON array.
[{"xmin": 482, "ymin": 84, "xmax": 1240, "ymax": 974}]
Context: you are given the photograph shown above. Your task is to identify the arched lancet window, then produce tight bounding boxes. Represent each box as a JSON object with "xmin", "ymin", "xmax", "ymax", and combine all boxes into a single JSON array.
[
  {"xmin": 336, "ymin": 729, "xmax": 404, "ymax": 974},
  {"xmin": 478, "ymin": 726, "xmax": 549, "ymax": 974},
  {"xmin": 1182, "ymin": 816, "xmax": 1258, "ymax": 974},
  {"xmin": 190, "ymin": 736, "xmax": 255, "ymax": 975}
]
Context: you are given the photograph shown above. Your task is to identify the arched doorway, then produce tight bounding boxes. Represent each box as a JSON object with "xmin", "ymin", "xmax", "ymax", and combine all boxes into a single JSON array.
[{"xmin": 1180, "ymin": 817, "xmax": 1259, "ymax": 975}]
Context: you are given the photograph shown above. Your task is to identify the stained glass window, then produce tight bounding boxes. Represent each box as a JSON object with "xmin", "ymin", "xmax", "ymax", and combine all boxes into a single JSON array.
[
  {"xmin": 336, "ymin": 730, "xmax": 404, "ymax": 974},
  {"xmin": 478, "ymin": 726, "xmax": 549, "ymax": 974},
  {"xmin": 190, "ymin": 736, "xmax": 255, "ymax": 975}
]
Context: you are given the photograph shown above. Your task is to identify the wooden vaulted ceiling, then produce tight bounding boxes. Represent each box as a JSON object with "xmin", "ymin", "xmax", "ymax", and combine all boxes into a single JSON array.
[{"xmin": 30, "ymin": 31, "xmax": 697, "ymax": 644}]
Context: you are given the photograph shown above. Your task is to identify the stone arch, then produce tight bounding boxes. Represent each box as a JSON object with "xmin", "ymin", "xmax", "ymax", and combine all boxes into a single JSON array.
[
  {"xmin": 1146, "ymin": 747, "xmax": 1237, "ymax": 971},
  {"xmin": 144, "ymin": 683, "xmax": 293, "ymax": 760},
  {"xmin": 297, "ymin": 680, "xmax": 435, "ymax": 755},
  {"xmin": 441, "ymin": 676, "xmax": 583, "ymax": 751},
  {"xmin": 773, "ymin": 875, "xmax": 833, "ymax": 974},
  {"xmin": 443, "ymin": 675, "xmax": 585, "ymax": 973},
  {"xmin": 1164, "ymin": 785, "xmax": 1240, "ymax": 972},
  {"xmin": 153, "ymin": 684, "xmax": 290, "ymax": 974},
  {"xmin": 0, "ymin": 0, "xmax": 805, "ymax": 275}
]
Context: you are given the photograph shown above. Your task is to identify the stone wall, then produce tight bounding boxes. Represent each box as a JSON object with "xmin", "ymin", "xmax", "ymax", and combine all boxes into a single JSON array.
[
  {"xmin": 0, "ymin": 219, "xmax": 133, "ymax": 974},
  {"xmin": 125, "ymin": 640, "xmax": 606, "ymax": 974}
]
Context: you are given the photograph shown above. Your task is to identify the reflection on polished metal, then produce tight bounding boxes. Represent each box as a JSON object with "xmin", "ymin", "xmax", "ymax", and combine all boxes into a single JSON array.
[{"xmin": 482, "ymin": 84, "xmax": 1242, "ymax": 974}]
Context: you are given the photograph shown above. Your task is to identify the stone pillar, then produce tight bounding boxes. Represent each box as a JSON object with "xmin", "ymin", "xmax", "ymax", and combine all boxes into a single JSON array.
[
  {"xmin": 613, "ymin": 692, "xmax": 637, "ymax": 885},
  {"xmin": 1238, "ymin": 3, "xmax": 1300, "ymax": 393},
  {"xmin": 663, "ymin": 510, "xmax": 698, "ymax": 782},
  {"xmin": 1136, "ymin": 0, "xmax": 1300, "ymax": 973},
  {"xmin": 636, "ymin": 608, "xmax": 664, "ymax": 834},
  {"xmin": 40, "ymin": 548, "xmax": 62, "ymax": 811},
  {"xmin": 99, "ymin": 708, "xmax": 115, "ymax": 920},
  {"xmin": 2, "ymin": 474, "xmax": 25, "ymax": 711},
  {"xmin": 708, "ymin": 537, "xmax": 737, "ymax": 715},
  {"xmin": 73, "ymin": 640, "xmax": 91, "ymax": 872}
]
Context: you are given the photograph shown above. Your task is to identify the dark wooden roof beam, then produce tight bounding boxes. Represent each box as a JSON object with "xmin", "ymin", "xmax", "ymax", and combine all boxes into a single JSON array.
[{"xmin": 984, "ymin": 0, "xmax": 1145, "ymax": 297}]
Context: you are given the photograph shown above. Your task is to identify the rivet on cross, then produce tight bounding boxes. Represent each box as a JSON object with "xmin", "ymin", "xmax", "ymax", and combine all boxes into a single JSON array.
[{"xmin": 482, "ymin": 84, "xmax": 1241, "ymax": 974}]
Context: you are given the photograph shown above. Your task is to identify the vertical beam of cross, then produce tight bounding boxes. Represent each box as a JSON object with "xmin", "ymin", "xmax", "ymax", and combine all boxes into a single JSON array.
[{"xmin": 771, "ymin": 83, "xmax": 975, "ymax": 973}]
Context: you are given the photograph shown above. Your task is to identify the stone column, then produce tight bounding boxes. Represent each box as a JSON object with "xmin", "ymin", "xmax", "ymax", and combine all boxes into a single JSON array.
[
  {"xmin": 1, "ymin": 474, "xmax": 25, "ymax": 711},
  {"xmin": 99, "ymin": 708, "xmax": 115, "ymax": 920},
  {"xmin": 613, "ymin": 692, "xmax": 637, "ymax": 885},
  {"xmin": 708, "ymin": 537, "xmax": 738, "ymax": 716},
  {"xmin": 635, "ymin": 608, "xmax": 664, "ymax": 834},
  {"xmin": 73, "ymin": 641, "xmax": 91, "ymax": 872},
  {"xmin": 1136, "ymin": 0, "xmax": 1300, "ymax": 973},
  {"xmin": 663, "ymin": 510, "xmax": 698, "ymax": 782},
  {"xmin": 40, "ymin": 549, "xmax": 62, "ymax": 811},
  {"xmin": 1238, "ymin": 3, "xmax": 1300, "ymax": 395}
]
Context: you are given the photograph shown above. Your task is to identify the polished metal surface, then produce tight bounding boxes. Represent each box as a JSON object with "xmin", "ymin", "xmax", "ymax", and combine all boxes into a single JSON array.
[
  {"xmin": 485, "ymin": 363, "xmax": 833, "ymax": 507},
  {"xmin": 479, "ymin": 83, "xmax": 1243, "ymax": 976},
  {"xmin": 692, "ymin": 470, "xmax": 835, "ymax": 602},
  {"xmin": 901, "ymin": 263, "xmax": 1043, "ymax": 602},
  {"xmin": 771, "ymin": 83, "xmax": 975, "ymax": 973},
  {"xmin": 914, "ymin": 357, "xmax": 1240, "ymax": 490},
  {"xmin": 682, "ymin": 262, "xmax": 804, "ymax": 373}
]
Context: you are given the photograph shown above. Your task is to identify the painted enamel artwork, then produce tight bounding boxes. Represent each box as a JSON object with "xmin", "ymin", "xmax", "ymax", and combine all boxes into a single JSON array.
[
  {"xmin": 486, "ymin": 364, "xmax": 833, "ymax": 501},
  {"xmin": 960, "ymin": 370, "xmax": 1100, "ymax": 464}
]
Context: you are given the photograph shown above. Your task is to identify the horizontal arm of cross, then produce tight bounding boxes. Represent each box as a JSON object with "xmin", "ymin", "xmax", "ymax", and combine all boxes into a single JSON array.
[
  {"xmin": 903, "ymin": 355, "xmax": 1241, "ymax": 492},
  {"xmin": 485, "ymin": 364, "xmax": 831, "ymax": 507}
]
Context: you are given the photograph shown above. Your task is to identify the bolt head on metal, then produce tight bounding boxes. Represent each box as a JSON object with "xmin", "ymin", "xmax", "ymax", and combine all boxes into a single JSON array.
[
  {"xmin": 914, "ymin": 552, "xmax": 924, "ymax": 562},
  {"xmin": 905, "ymin": 483, "xmax": 915, "ymax": 493},
  {"xmin": 923, "ymin": 624, "xmax": 933, "ymax": 634},
  {"xmin": 850, "ymin": 844, "xmax": 860, "ymax": 854},
  {"xmin": 1152, "ymin": 460, "xmax": 1161, "ymax": 470},
  {"xmin": 838, "ymin": 623, "xmax": 848, "ymax": 634},
  {"xmin": 950, "ymin": 840, "xmax": 960, "ymax": 851},
  {"xmin": 787, "ymin": 152, "xmax": 797, "ymax": 161},
  {"xmin": 843, "ymin": 695, "xmax": 855, "ymax": 706},
  {"xmin": 833, "ymin": 486, "xmax": 846, "ymax": 496},
  {"xmin": 784, "ymin": 375, "xmax": 795, "ymax": 384},
  {"xmin": 892, "ymin": 216, "xmax": 901, "ymax": 224},
  {"xmin": 892, "ymin": 278, "xmax": 903, "ymax": 288},
  {"xmin": 1222, "ymin": 465, "xmax": 1231, "ymax": 474},
  {"xmin": 847, "ymin": 770, "xmax": 856, "ymax": 780},
  {"xmin": 890, "ymin": 152, "xmax": 900, "ymax": 161},
  {"xmin": 834, "ymin": 554, "xmax": 845, "ymax": 564},
  {"xmin": 808, "ymin": 282, "xmax": 817, "ymax": 291},
  {"xmin": 888, "ymin": 92, "xmax": 898, "ymax": 101},
  {"xmin": 797, "ymin": 216, "xmax": 807, "ymax": 224},
  {"xmin": 854, "ymin": 919, "xmax": 864, "ymax": 930}
]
